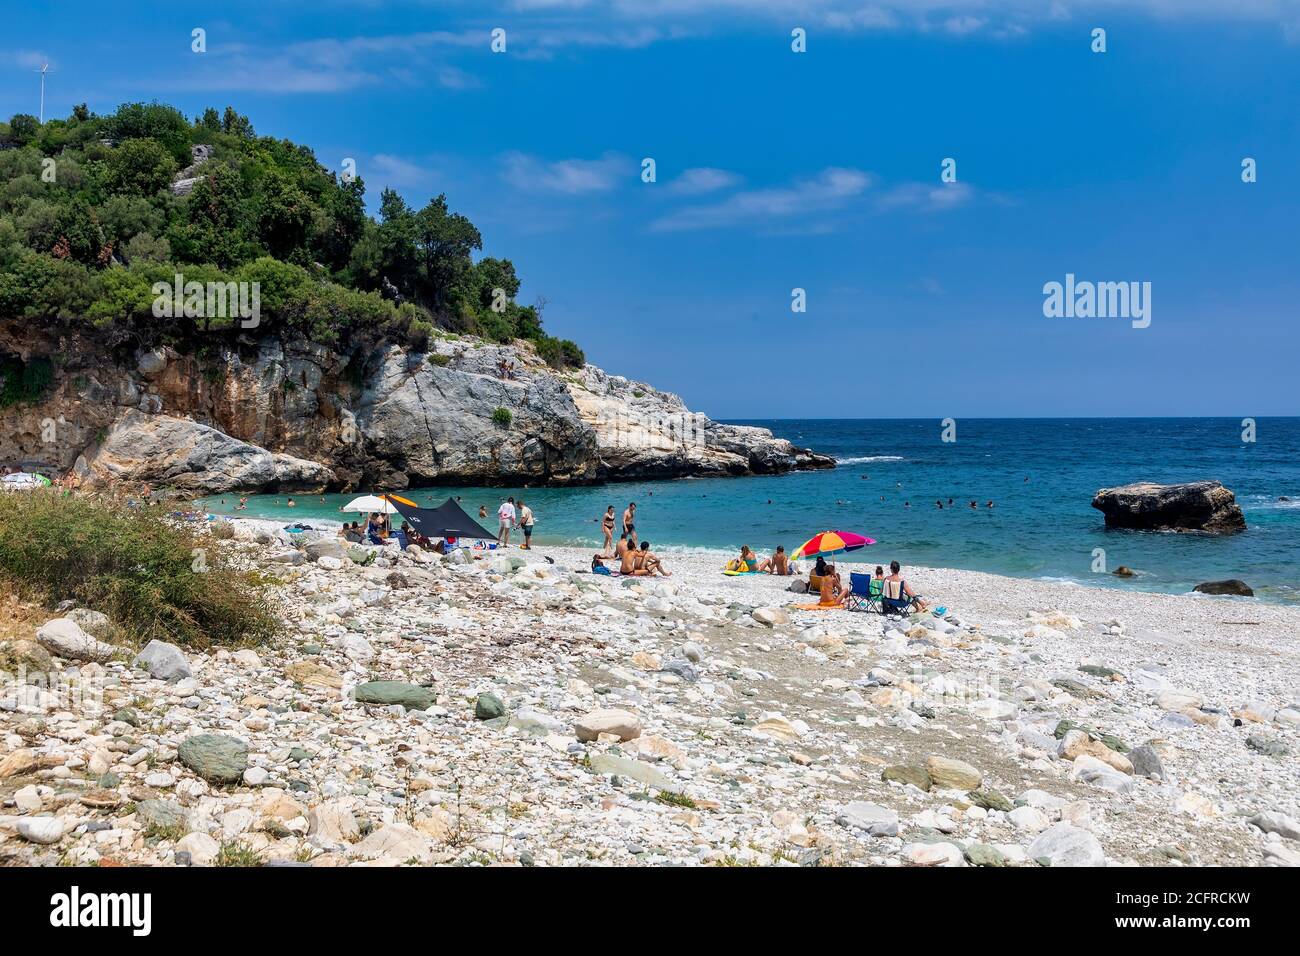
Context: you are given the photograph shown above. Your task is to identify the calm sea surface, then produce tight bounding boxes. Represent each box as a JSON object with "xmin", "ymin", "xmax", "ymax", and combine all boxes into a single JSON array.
[{"xmin": 199, "ymin": 418, "xmax": 1300, "ymax": 603}]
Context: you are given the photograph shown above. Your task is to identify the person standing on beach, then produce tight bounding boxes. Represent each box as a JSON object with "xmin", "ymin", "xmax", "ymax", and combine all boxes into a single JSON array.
[
  {"xmin": 622, "ymin": 502, "xmax": 637, "ymax": 546},
  {"xmin": 497, "ymin": 497, "xmax": 516, "ymax": 547},
  {"xmin": 518, "ymin": 499, "xmax": 535, "ymax": 550},
  {"xmin": 601, "ymin": 506, "xmax": 616, "ymax": 554}
]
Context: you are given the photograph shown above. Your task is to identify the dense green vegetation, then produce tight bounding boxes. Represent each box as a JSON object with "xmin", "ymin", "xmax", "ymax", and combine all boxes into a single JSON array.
[
  {"xmin": 0, "ymin": 490, "xmax": 279, "ymax": 648},
  {"xmin": 0, "ymin": 101, "xmax": 584, "ymax": 367}
]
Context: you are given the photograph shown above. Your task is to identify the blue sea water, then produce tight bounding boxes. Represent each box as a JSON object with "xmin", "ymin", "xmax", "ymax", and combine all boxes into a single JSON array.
[{"xmin": 199, "ymin": 418, "xmax": 1300, "ymax": 603}]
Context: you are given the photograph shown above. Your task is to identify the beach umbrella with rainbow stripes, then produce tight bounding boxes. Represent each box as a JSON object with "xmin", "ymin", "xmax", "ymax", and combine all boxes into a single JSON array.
[{"xmin": 790, "ymin": 529, "xmax": 875, "ymax": 561}]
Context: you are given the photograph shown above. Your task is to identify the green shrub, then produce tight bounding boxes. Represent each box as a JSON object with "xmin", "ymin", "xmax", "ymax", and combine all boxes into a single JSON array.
[
  {"xmin": 491, "ymin": 407, "xmax": 512, "ymax": 428},
  {"xmin": 0, "ymin": 491, "xmax": 278, "ymax": 648},
  {"xmin": 534, "ymin": 335, "xmax": 585, "ymax": 370},
  {"xmin": 0, "ymin": 355, "xmax": 54, "ymax": 408},
  {"xmin": 427, "ymin": 353, "xmax": 451, "ymax": 367}
]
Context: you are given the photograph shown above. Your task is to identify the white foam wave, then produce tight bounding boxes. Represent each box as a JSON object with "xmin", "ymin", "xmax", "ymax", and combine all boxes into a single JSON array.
[{"xmin": 836, "ymin": 455, "xmax": 905, "ymax": 465}]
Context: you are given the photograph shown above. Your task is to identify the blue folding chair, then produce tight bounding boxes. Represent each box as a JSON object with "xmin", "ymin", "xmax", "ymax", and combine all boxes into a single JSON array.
[
  {"xmin": 880, "ymin": 578, "xmax": 918, "ymax": 617},
  {"xmin": 845, "ymin": 573, "xmax": 883, "ymax": 613}
]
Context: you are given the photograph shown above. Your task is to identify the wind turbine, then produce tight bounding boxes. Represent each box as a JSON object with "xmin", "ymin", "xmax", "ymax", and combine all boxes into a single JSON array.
[{"xmin": 35, "ymin": 62, "xmax": 52, "ymax": 123}]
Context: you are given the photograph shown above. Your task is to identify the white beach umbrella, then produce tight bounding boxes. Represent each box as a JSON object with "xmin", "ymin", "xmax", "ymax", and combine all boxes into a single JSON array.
[{"xmin": 342, "ymin": 494, "xmax": 397, "ymax": 514}]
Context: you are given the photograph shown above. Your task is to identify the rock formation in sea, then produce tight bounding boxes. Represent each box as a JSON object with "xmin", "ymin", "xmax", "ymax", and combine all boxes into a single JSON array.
[
  {"xmin": 1091, "ymin": 480, "xmax": 1246, "ymax": 533},
  {"xmin": 1193, "ymin": 579, "xmax": 1254, "ymax": 597},
  {"xmin": 0, "ymin": 326, "xmax": 833, "ymax": 493}
]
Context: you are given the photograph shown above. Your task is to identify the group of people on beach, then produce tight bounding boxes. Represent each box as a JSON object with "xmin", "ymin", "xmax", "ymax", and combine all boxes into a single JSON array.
[
  {"xmin": 724, "ymin": 544, "xmax": 792, "ymax": 574},
  {"xmin": 811, "ymin": 557, "xmax": 928, "ymax": 612},
  {"xmin": 591, "ymin": 502, "xmax": 671, "ymax": 576},
  {"xmin": 489, "ymin": 497, "xmax": 535, "ymax": 549}
]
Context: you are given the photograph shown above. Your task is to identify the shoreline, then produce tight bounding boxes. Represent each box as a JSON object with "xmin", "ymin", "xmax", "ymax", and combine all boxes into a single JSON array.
[{"xmin": 207, "ymin": 507, "xmax": 1295, "ymax": 605}]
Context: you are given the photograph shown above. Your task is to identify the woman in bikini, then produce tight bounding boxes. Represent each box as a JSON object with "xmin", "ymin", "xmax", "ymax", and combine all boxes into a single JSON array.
[{"xmin": 601, "ymin": 506, "xmax": 616, "ymax": 556}]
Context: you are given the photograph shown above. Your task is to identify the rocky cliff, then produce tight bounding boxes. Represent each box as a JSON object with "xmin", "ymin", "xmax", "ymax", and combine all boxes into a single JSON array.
[{"xmin": 0, "ymin": 324, "xmax": 832, "ymax": 492}]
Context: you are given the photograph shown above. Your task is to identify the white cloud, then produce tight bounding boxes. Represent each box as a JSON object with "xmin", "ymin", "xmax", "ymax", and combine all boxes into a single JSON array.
[
  {"xmin": 10, "ymin": 50, "xmax": 55, "ymax": 70},
  {"xmin": 501, "ymin": 151, "xmax": 629, "ymax": 194},
  {"xmin": 371, "ymin": 154, "xmax": 439, "ymax": 190},
  {"xmin": 664, "ymin": 167, "xmax": 742, "ymax": 195},
  {"xmin": 503, "ymin": 0, "xmax": 1300, "ymax": 38},
  {"xmin": 172, "ymin": 30, "xmax": 485, "ymax": 94},
  {"xmin": 649, "ymin": 168, "xmax": 979, "ymax": 232},
  {"xmin": 876, "ymin": 181, "xmax": 975, "ymax": 212},
  {"xmin": 650, "ymin": 167, "xmax": 872, "ymax": 232}
]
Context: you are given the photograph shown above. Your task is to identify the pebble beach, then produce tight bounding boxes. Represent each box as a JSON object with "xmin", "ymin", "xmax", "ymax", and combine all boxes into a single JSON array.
[{"xmin": 2, "ymin": 516, "xmax": 1298, "ymax": 867}]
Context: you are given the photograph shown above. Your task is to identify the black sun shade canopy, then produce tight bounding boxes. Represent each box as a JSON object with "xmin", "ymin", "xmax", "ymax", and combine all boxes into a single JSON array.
[{"xmin": 381, "ymin": 494, "xmax": 498, "ymax": 540}]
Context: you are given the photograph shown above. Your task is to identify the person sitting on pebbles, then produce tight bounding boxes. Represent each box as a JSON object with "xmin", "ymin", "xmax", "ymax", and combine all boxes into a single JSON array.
[{"xmin": 635, "ymin": 541, "xmax": 671, "ymax": 577}]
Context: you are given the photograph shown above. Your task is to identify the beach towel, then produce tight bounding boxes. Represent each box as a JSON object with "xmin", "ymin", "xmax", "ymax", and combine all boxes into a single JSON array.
[{"xmin": 793, "ymin": 601, "xmax": 844, "ymax": 611}]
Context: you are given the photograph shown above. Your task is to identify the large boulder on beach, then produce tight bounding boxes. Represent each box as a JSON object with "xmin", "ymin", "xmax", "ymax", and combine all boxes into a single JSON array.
[
  {"xmin": 80, "ymin": 409, "xmax": 334, "ymax": 494},
  {"xmin": 1090, "ymin": 481, "xmax": 1245, "ymax": 533},
  {"xmin": 1193, "ymin": 579, "xmax": 1254, "ymax": 596},
  {"xmin": 35, "ymin": 618, "xmax": 115, "ymax": 663}
]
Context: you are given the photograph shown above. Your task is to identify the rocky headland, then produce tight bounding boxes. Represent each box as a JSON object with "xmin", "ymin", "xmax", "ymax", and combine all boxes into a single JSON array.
[{"xmin": 0, "ymin": 324, "xmax": 833, "ymax": 493}]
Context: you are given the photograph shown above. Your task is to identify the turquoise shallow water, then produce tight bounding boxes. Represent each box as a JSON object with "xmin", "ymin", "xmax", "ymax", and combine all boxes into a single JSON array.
[{"xmin": 199, "ymin": 417, "xmax": 1300, "ymax": 603}]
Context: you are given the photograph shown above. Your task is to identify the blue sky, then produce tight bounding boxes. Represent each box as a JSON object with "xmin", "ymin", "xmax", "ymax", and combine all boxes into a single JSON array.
[{"xmin": 5, "ymin": 1, "xmax": 1299, "ymax": 418}]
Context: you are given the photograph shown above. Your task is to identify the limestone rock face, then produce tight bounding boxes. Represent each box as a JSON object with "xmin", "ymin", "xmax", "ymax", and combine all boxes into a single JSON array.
[
  {"xmin": 0, "ymin": 326, "xmax": 833, "ymax": 494},
  {"xmin": 80, "ymin": 410, "xmax": 334, "ymax": 494},
  {"xmin": 1091, "ymin": 481, "xmax": 1245, "ymax": 533},
  {"xmin": 566, "ymin": 364, "xmax": 834, "ymax": 480},
  {"xmin": 356, "ymin": 345, "xmax": 598, "ymax": 487}
]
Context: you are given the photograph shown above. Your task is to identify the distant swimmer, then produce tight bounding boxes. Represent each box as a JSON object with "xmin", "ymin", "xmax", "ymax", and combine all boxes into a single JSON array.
[
  {"xmin": 969, "ymin": 501, "xmax": 977, "ymax": 509},
  {"xmin": 904, "ymin": 501, "xmax": 911, "ymax": 508},
  {"xmin": 936, "ymin": 500, "xmax": 943, "ymax": 509},
  {"xmin": 987, "ymin": 500, "xmax": 994, "ymax": 508}
]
